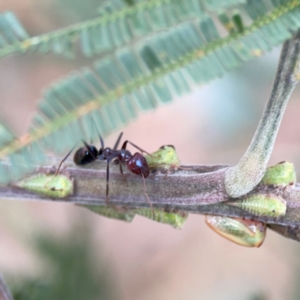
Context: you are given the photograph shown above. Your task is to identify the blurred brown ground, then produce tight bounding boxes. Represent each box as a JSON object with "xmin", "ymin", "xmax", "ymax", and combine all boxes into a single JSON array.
[{"xmin": 1, "ymin": 1, "xmax": 300, "ymax": 300}]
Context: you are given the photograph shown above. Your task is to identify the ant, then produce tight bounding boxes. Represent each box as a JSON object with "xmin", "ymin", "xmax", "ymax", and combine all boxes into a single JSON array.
[{"xmin": 56, "ymin": 132, "xmax": 153, "ymax": 211}]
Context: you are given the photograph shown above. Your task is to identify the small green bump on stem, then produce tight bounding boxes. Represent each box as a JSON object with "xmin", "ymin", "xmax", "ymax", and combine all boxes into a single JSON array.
[
  {"xmin": 145, "ymin": 145, "xmax": 181, "ymax": 172},
  {"xmin": 132, "ymin": 208, "xmax": 188, "ymax": 229},
  {"xmin": 14, "ymin": 174, "xmax": 74, "ymax": 198},
  {"xmin": 78, "ymin": 205, "xmax": 135, "ymax": 222},
  {"xmin": 261, "ymin": 161, "xmax": 297, "ymax": 186},
  {"xmin": 206, "ymin": 216, "xmax": 266, "ymax": 247},
  {"xmin": 228, "ymin": 194, "xmax": 287, "ymax": 217}
]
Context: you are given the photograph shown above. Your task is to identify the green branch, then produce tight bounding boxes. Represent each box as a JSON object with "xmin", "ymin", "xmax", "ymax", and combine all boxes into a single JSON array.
[{"xmin": 225, "ymin": 29, "xmax": 300, "ymax": 197}]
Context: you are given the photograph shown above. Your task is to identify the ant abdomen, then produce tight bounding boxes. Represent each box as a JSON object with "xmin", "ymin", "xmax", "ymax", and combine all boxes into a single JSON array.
[
  {"xmin": 73, "ymin": 145, "xmax": 98, "ymax": 165},
  {"xmin": 127, "ymin": 153, "xmax": 150, "ymax": 177}
]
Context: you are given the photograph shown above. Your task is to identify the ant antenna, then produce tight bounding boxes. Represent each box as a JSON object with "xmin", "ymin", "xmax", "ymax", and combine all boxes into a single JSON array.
[
  {"xmin": 82, "ymin": 140, "xmax": 98, "ymax": 160},
  {"xmin": 55, "ymin": 144, "xmax": 77, "ymax": 176},
  {"xmin": 90, "ymin": 118, "xmax": 105, "ymax": 152},
  {"xmin": 98, "ymin": 132, "xmax": 105, "ymax": 153},
  {"xmin": 113, "ymin": 132, "xmax": 123, "ymax": 150}
]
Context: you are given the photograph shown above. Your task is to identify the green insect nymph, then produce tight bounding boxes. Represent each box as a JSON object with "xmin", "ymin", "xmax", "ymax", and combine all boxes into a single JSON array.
[
  {"xmin": 15, "ymin": 174, "xmax": 74, "ymax": 198},
  {"xmin": 228, "ymin": 194, "xmax": 287, "ymax": 217},
  {"xmin": 79, "ymin": 205, "xmax": 135, "ymax": 222},
  {"xmin": 78, "ymin": 205, "xmax": 188, "ymax": 229},
  {"xmin": 261, "ymin": 161, "xmax": 296, "ymax": 186},
  {"xmin": 206, "ymin": 216, "xmax": 266, "ymax": 247},
  {"xmin": 132, "ymin": 208, "xmax": 188, "ymax": 229},
  {"xmin": 145, "ymin": 145, "xmax": 181, "ymax": 171}
]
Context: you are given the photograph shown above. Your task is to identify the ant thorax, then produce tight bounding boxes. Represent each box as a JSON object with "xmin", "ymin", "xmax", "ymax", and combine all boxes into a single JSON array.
[
  {"xmin": 102, "ymin": 147, "xmax": 114, "ymax": 158},
  {"xmin": 118, "ymin": 149, "xmax": 132, "ymax": 162}
]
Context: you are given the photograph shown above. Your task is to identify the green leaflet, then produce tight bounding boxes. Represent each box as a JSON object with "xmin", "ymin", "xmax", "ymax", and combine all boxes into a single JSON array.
[
  {"xmin": 261, "ymin": 161, "xmax": 297, "ymax": 186},
  {"xmin": 145, "ymin": 145, "xmax": 181, "ymax": 171},
  {"xmin": 205, "ymin": 215, "xmax": 266, "ymax": 247},
  {"xmin": 0, "ymin": 122, "xmax": 14, "ymax": 148},
  {"xmin": 228, "ymin": 194, "xmax": 287, "ymax": 217},
  {"xmin": 232, "ymin": 10, "xmax": 245, "ymax": 33},
  {"xmin": 218, "ymin": 11, "xmax": 235, "ymax": 34},
  {"xmin": 78, "ymin": 205, "xmax": 188, "ymax": 229},
  {"xmin": 14, "ymin": 174, "xmax": 74, "ymax": 198}
]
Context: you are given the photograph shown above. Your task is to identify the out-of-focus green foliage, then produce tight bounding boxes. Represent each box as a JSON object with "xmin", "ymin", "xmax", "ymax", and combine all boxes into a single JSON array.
[{"xmin": 9, "ymin": 223, "xmax": 117, "ymax": 300}]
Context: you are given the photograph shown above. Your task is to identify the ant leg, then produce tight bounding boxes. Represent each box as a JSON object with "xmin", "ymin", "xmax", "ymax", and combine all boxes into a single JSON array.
[
  {"xmin": 105, "ymin": 159, "xmax": 111, "ymax": 206},
  {"xmin": 105, "ymin": 157, "xmax": 123, "ymax": 212},
  {"xmin": 113, "ymin": 132, "xmax": 123, "ymax": 150},
  {"xmin": 98, "ymin": 133, "xmax": 105, "ymax": 151},
  {"xmin": 121, "ymin": 140, "xmax": 152, "ymax": 156},
  {"xmin": 105, "ymin": 155, "xmax": 118, "ymax": 205},
  {"xmin": 141, "ymin": 174, "xmax": 155, "ymax": 218},
  {"xmin": 55, "ymin": 144, "xmax": 77, "ymax": 176},
  {"xmin": 119, "ymin": 163, "xmax": 126, "ymax": 180}
]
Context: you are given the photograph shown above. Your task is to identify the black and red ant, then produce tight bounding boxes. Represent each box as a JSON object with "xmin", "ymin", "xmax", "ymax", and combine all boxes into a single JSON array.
[{"xmin": 56, "ymin": 132, "xmax": 152, "ymax": 210}]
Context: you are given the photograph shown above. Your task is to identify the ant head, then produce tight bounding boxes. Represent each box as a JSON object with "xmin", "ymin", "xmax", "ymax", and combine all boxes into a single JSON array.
[
  {"xmin": 127, "ymin": 153, "xmax": 150, "ymax": 178},
  {"xmin": 73, "ymin": 145, "xmax": 98, "ymax": 165}
]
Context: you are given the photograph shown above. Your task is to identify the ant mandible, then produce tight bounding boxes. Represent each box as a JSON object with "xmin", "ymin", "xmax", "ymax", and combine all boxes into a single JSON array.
[{"xmin": 56, "ymin": 132, "xmax": 152, "ymax": 210}]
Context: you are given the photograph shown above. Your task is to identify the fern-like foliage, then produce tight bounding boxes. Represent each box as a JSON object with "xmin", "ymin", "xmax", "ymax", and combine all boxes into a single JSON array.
[
  {"xmin": 0, "ymin": 0, "xmax": 295, "ymax": 59},
  {"xmin": 1, "ymin": 0, "xmax": 300, "ymax": 184},
  {"xmin": 0, "ymin": 0, "xmax": 207, "ymax": 58}
]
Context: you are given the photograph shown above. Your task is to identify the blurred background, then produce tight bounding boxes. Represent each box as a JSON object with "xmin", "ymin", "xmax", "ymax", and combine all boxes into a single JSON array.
[{"xmin": 0, "ymin": 1, "xmax": 300, "ymax": 299}]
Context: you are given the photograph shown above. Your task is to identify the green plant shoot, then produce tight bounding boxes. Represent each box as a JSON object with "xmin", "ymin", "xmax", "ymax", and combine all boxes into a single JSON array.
[
  {"xmin": 228, "ymin": 194, "xmax": 287, "ymax": 217},
  {"xmin": 78, "ymin": 205, "xmax": 187, "ymax": 229},
  {"xmin": 261, "ymin": 161, "xmax": 297, "ymax": 186},
  {"xmin": 145, "ymin": 145, "xmax": 181, "ymax": 171},
  {"xmin": 206, "ymin": 216, "xmax": 266, "ymax": 247},
  {"xmin": 14, "ymin": 174, "xmax": 74, "ymax": 198}
]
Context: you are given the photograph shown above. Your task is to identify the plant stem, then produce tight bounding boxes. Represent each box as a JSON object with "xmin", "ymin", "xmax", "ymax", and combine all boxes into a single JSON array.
[
  {"xmin": 225, "ymin": 29, "xmax": 300, "ymax": 197},
  {"xmin": 2, "ymin": 163, "xmax": 300, "ymax": 229},
  {"xmin": 0, "ymin": 275, "xmax": 14, "ymax": 300}
]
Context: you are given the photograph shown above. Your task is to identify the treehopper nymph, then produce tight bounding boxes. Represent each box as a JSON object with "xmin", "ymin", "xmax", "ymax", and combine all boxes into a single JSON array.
[
  {"xmin": 14, "ymin": 173, "xmax": 74, "ymax": 198},
  {"xmin": 79, "ymin": 205, "xmax": 187, "ymax": 229},
  {"xmin": 228, "ymin": 194, "xmax": 287, "ymax": 217},
  {"xmin": 132, "ymin": 208, "xmax": 188, "ymax": 229},
  {"xmin": 261, "ymin": 161, "xmax": 296, "ymax": 186},
  {"xmin": 145, "ymin": 145, "xmax": 181, "ymax": 172},
  {"xmin": 206, "ymin": 215, "xmax": 266, "ymax": 247}
]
